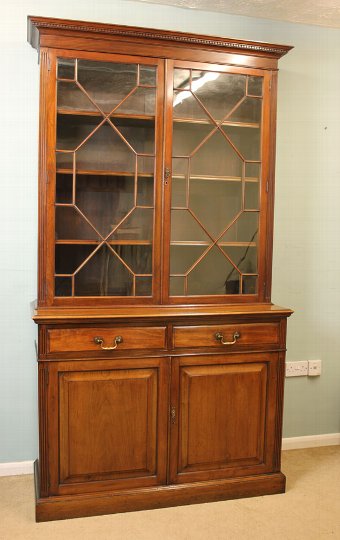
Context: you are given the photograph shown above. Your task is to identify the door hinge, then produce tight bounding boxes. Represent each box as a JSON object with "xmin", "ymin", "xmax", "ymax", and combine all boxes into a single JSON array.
[
  {"xmin": 170, "ymin": 406, "xmax": 176, "ymax": 424},
  {"xmin": 47, "ymin": 53, "xmax": 51, "ymax": 72}
]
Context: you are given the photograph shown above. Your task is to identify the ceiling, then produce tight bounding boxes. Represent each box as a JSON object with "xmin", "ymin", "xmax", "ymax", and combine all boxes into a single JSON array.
[{"xmin": 133, "ymin": 0, "xmax": 340, "ymax": 29}]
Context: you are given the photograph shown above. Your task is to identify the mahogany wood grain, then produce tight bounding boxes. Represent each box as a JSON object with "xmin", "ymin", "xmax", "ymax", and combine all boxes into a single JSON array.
[
  {"xmin": 47, "ymin": 326, "xmax": 166, "ymax": 353},
  {"xmin": 169, "ymin": 353, "xmax": 279, "ymax": 484},
  {"xmin": 173, "ymin": 322, "xmax": 279, "ymax": 348},
  {"xmin": 34, "ymin": 458, "xmax": 286, "ymax": 521}
]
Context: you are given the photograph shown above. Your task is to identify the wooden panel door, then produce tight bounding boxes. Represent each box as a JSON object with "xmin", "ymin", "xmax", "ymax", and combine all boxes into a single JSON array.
[
  {"xmin": 169, "ymin": 352, "xmax": 281, "ymax": 484},
  {"xmin": 47, "ymin": 357, "xmax": 169, "ymax": 495}
]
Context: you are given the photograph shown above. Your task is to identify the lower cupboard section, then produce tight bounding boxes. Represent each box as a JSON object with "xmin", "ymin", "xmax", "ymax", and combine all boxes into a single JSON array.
[{"xmin": 37, "ymin": 351, "xmax": 285, "ymax": 518}]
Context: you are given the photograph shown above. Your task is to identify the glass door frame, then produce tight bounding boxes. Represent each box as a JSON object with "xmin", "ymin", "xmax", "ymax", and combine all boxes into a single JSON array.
[
  {"xmin": 162, "ymin": 59, "xmax": 273, "ymax": 304},
  {"xmin": 41, "ymin": 48, "xmax": 165, "ymax": 306}
]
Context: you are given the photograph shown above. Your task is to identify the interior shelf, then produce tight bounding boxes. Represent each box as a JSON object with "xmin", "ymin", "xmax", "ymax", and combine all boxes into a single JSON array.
[
  {"xmin": 55, "ymin": 239, "xmax": 153, "ymax": 245},
  {"xmin": 57, "ymin": 108, "xmax": 155, "ymax": 122},
  {"xmin": 173, "ymin": 117, "xmax": 260, "ymax": 128},
  {"xmin": 56, "ymin": 169, "xmax": 154, "ymax": 177},
  {"xmin": 173, "ymin": 174, "xmax": 258, "ymax": 183}
]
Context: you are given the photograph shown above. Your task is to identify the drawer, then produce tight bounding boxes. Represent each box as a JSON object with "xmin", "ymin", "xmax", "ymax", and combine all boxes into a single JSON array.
[
  {"xmin": 173, "ymin": 323, "xmax": 280, "ymax": 349},
  {"xmin": 47, "ymin": 326, "xmax": 166, "ymax": 354}
]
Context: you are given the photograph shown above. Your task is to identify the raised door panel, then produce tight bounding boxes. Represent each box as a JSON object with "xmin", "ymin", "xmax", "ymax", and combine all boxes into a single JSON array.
[
  {"xmin": 48, "ymin": 358, "xmax": 169, "ymax": 495},
  {"xmin": 169, "ymin": 353, "xmax": 278, "ymax": 484}
]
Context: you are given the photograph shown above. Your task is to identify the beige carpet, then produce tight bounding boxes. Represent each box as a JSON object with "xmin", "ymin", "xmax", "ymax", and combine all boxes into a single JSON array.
[{"xmin": 0, "ymin": 446, "xmax": 339, "ymax": 540}]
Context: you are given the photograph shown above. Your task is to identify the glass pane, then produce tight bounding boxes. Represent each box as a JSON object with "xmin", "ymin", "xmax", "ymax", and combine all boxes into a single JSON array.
[
  {"xmin": 171, "ymin": 210, "xmax": 211, "ymax": 242},
  {"xmin": 137, "ymin": 176, "xmax": 154, "ymax": 206},
  {"xmin": 242, "ymin": 275, "xmax": 258, "ymax": 294},
  {"xmin": 75, "ymin": 122, "xmax": 135, "ymax": 172},
  {"xmin": 225, "ymin": 268, "xmax": 241, "ymax": 294},
  {"xmin": 55, "ymin": 277, "xmax": 72, "ymax": 296},
  {"xmin": 173, "ymin": 69, "xmax": 190, "ymax": 89},
  {"xmin": 228, "ymin": 97, "xmax": 262, "ymax": 124},
  {"xmin": 173, "ymin": 90, "xmax": 213, "ymax": 121},
  {"xmin": 221, "ymin": 245, "xmax": 257, "ymax": 274},
  {"xmin": 170, "ymin": 245, "xmax": 207, "ymax": 274},
  {"xmin": 171, "ymin": 177, "xmax": 186, "ymax": 208},
  {"xmin": 187, "ymin": 246, "xmax": 239, "ymax": 295},
  {"xmin": 55, "ymin": 244, "xmax": 96, "ymax": 274},
  {"xmin": 190, "ymin": 130, "xmax": 243, "ymax": 178},
  {"xmin": 135, "ymin": 276, "xmax": 152, "ymax": 296},
  {"xmin": 248, "ymin": 76, "xmax": 263, "ymax": 97},
  {"xmin": 55, "ymin": 206, "xmax": 100, "ymax": 241},
  {"xmin": 57, "ymin": 81, "xmax": 98, "ymax": 112},
  {"xmin": 74, "ymin": 245, "xmax": 133, "ymax": 296},
  {"xmin": 57, "ymin": 115, "xmax": 100, "ymax": 151},
  {"xmin": 222, "ymin": 125, "xmax": 261, "ymax": 161},
  {"xmin": 110, "ymin": 245, "xmax": 152, "ymax": 274},
  {"xmin": 110, "ymin": 208, "xmax": 153, "ymax": 241},
  {"xmin": 192, "ymin": 71, "xmax": 246, "ymax": 121},
  {"xmin": 170, "ymin": 276, "xmax": 185, "ymax": 296},
  {"xmin": 112, "ymin": 117, "xmax": 155, "ymax": 153},
  {"xmin": 220, "ymin": 212, "xmax": 259, "ymax": 243},
  {"xmin": 56, "ymin": 174, "xmax": 72, "ymax": 203},
  {"xmin": 77, "ymin": 60, "xmax": 138, "ymax": 113},
  {"xmin": 246, "ymin": 162, "xmax": 261, "ymax": 181},
  {"xmin": 114, "ymin": 87, "xmax": 156, "ymax": 116},
  {"xmin": 189, "ymin": 179, "xmax": 242, "ymax": 238},
  {"xmin": 245, "ymin": 181, "xmax": 259, "ymax": 210},
  {"xmin": 139, "ymin": 65, "xmax": 157, "ymax": 86},
  {"xmin": 56, "ymin": 151, "xmax": 73, "ymax": 170},
  {"xmin": 173, "ymin": 122, "xmax": 214, "ymax": 156},
  {"xmin": 57, "ymin": 58, "xmax": 75, "ymax": 80},
  {"xmin": 138, "ymin": 155, "xmax": 154, "ymax": 175},
  {"xmin": 75, "ymin": 175, "xmax": 134, "ymax": 237}
]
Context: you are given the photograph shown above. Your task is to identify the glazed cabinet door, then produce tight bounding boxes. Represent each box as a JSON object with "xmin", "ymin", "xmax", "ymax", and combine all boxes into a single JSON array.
[
  {"xmin": 41, "ymin": 49, "xmax": 164, "ymax": 306},
  {"xmin": 163, "ymin": 61, "xmax": 272, "ymax": 304},
  {"xmin": 169, "ymin": 352, "xmax": 282, "ymax": 484},
  {"xmin": 46, "ymin": 357, "xmax": 169, "ymax": 495}
]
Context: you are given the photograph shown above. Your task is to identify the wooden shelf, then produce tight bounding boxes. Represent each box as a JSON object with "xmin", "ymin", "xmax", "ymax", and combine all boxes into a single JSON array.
[
  {"xmin": 173, "ymin": 117, "xmax": 260, "ymax": 129},
  {"xmin": 170, "ymin": 241, "xmax": 256, "ymax": 247},
  {"xmin": 173, "ymin": 174, "xmax": 258, "ymax": 183},
  {"xmin": 55, "ymin": 240, "xmax": 152, "ymax": 245},
  {"xmin": 57, "ymin": 108, "xmax": 155, "ymax": 122},
  {"xmin": 56, "ymin": 169, "xmax": 153, "ymax": 177}
]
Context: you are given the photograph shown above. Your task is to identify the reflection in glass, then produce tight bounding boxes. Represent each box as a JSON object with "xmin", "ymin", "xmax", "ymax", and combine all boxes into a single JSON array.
[
  {"xmin": 170, "ymin": 245, "xmax": 207, "ymax": 274},
  {"xmin": 115, "ymin": 87, "xmax": 156, "ymax": 116},
  {"xmin": 77, "ymin": 60, "xmax": 138, "ymax": 113},
  {"xmin": 228, "ymin": 97, "xmax": 262, "ymax": 124},
  {"xmin": 170, "ymin": 276, "xmax": 185, "ymax": 296},
  {"xmin": 57, "ymin": 58, "xmax": 75, "ymax": 80},
  {"xmin": 172, "ymin": 122, "xmax": 214, "ymax": 156},
  {"xmin": 248, "ymin": 76, "xmax": 263, "ymax": 97},
  {"xmin": 190, "ymin": 129, "xmax": 243, "ymax": 178},
  {"xmin": 57, "ymin": 81, "xmax": 97, "ymax": 112},
  {"xmin": 220, "ymin": 212, "xmax": 259, "ymax": 244},
  {"xmin": 139, "ymin": 65, "xmax": 157, "ymax": 87},
  {"xmin": 221, "ymin": 245, "xmax": 257, "ymax": 274}
]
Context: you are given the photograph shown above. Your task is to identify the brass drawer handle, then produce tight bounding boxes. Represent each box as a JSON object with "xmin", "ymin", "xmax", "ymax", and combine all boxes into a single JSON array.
[
  {"xmin": 215, "ymin": 331, "xmax": 240, "ymax": 345},
  {"xmin": 94, "ymin": 336, "xmax": 123, "ymax": 350}
]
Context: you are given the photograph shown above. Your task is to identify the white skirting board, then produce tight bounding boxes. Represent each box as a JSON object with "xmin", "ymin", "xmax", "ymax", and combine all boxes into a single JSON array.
[{"xmin": 0, "ymin": 434, "xmax": 339, "ymax": 477}]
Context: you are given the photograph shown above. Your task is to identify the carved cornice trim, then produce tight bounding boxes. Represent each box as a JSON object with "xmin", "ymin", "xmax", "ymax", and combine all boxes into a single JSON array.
[{"xmin": 28, "ymin": 16, "xmax": 292, "ymax": 58}]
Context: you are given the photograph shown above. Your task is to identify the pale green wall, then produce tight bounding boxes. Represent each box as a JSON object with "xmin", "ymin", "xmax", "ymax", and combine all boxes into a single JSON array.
[{"xmin": 1, "ymin": 0, "xmax": 339, "ymax": 461}]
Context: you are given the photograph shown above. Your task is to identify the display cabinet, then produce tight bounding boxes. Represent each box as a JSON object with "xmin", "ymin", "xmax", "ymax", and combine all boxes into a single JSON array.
[{"xmin": 28, "ymin": 16, "xmax": 293, "ymax": 521}]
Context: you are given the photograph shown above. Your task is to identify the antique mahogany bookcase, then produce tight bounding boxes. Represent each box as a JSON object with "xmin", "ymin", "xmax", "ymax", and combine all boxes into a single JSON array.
[{"xmin": 28, "ymin": 15, "xmax": 293, "ymax": 521}]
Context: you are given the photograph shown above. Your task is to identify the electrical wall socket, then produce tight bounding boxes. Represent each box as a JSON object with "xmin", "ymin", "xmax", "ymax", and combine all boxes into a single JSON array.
[
  {"xmin": 308, "ymin": 359, "xmax": 322, "ymax": 376},
  {"xmin": 286, "ymin": 361, "xmax": 308, "ymax": 377}
]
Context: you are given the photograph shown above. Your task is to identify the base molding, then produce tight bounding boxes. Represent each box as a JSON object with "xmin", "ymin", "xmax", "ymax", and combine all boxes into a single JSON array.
[
  {"xmin": 282, "ymin": 432, "xmax": 340, "ymax": 450},
  {"xmin": 34, "ymin": 461, "xmax": 286, "ymax": 522},
  {"xmin": 0, "ymin": 460, "xmax": 34, "ymax": 476}
]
